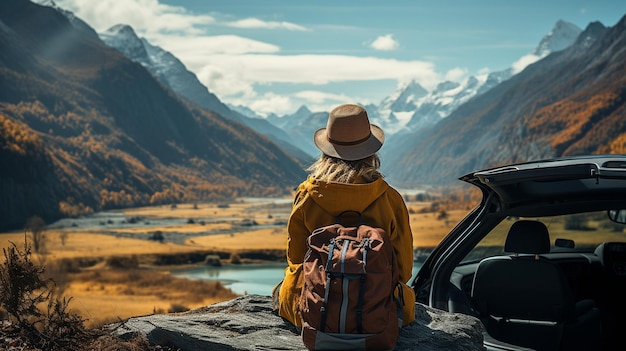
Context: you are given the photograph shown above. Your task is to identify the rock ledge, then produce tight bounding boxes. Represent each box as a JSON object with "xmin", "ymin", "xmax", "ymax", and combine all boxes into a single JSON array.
[{"xmin": 111, "ymin": 295, "xmax": 485, "ymax": 351}]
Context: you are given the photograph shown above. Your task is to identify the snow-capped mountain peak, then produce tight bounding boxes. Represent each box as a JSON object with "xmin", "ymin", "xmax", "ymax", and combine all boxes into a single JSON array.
[
  {"xmin": 370, "ymin": 20, "xmax": 583, "ymax": 136},
  {"xmin": 100, "ymin": 24, "xmax": 150, "ymax": 66},
  {"xmin": 533, "ymin": 20, "xmax": 583, "ymax": 56},
  {"xmin": 373, "ymin": 81, "xmax": 429, "ymax": 133},
  {"xmin": 379, "ymin": 81, "xmax": 428, "ymax": 112}
]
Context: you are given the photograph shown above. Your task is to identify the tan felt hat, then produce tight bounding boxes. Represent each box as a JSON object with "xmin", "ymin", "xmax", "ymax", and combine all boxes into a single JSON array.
[{"xmin": 313, "ymin": 104, "xmax": 384, "ymax": 161}]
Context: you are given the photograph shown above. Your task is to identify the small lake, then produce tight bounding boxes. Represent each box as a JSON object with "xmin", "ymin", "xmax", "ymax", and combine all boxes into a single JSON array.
[{"xmin": 172, "ymin": 262, "xmax": 423, "ymax": 296}]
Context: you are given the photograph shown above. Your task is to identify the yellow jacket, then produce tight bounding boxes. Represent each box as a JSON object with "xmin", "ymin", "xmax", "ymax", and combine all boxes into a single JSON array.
[{"xmin": 276, "ymin": 176, "xmax": 416, "ymax": 327}]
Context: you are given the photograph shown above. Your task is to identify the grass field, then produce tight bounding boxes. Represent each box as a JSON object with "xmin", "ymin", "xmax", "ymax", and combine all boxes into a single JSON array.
[
  {"xmin": 6, "ymin": 198, "xmax": 621, "ymax": 329},
  {"xmin": 0, "ymin": 199, "xmax": 469, "ymax": 326}
]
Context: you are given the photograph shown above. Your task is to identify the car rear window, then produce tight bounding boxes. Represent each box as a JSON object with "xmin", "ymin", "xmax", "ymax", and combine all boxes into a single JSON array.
[{"xmin": 462, "ymin": 211, "xmax": 626, "ymax": 263}]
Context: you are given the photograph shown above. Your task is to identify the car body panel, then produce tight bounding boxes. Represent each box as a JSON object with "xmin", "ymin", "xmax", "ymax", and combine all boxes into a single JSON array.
[{"xmin": 411, "ymin": 155, "xmax": 626, "ymax": 351}]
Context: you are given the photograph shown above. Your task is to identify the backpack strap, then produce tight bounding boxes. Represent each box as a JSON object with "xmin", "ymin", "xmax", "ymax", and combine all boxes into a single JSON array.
[
  {"xmin": 319, "ymin": 237, "xmax": 337, "ymax": 333},
  {"xmin": 395, "ymin": 282, "xmax": 405, "ymax": 328},
  {"xmin": 356, "ymin": 273, "xmax": 366, "ymax": 333}
]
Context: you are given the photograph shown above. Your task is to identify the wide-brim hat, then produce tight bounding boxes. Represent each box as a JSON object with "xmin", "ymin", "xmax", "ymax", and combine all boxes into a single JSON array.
[{"xmin": 313, "ymin": 104, "xmax": 384, "ymax": 161}]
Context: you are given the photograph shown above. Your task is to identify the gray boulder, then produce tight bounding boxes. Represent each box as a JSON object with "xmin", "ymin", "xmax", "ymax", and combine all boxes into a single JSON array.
[{"xmin": 111, "ymin": 294, "xmax": 485, "ymax": 350}]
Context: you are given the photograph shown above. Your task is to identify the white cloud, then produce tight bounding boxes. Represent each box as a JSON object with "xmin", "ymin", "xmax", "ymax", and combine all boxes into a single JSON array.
[
  {"xmin": 152, "ymin": 34, "xmax": 280, "ymax": 57},
  {"xmin": 475, "ymin": 67, "xmax": 491, "ymax": 85},
  {"xmin": 477, "ymin": 67, "xmax": 491, "ymax": 75},
  {"xmin": 294, "ymin": 91, "xmax": 353, "ymax": 104},
  {"xmin": 199, "ymin": 55, "xmax": 437, "ymax": 85},
  {"xmin": 369, "ymin": 34, "xmax": 399, "ymax": 51},
  {"xmin": 52, "ymin": 0, "xmax": 308, "ymax": 35},
  {"xmin": 294, "ymin": 91, "xmax": 363, "ymax": 115},
  {"xmin": 186, "ymin": 54, "xmax": 440, "ymax": 101},
  {"xmin": 48, "ymin": 0, "xmax": 442, "ymax": 114},
  {"xmin": 233, "ymin": 91, "xmax": 365, "ymax": 117},
  {"xmin": 511, "ymin": 53, "xmax": 541, "ymax": 74},
  {"xmin": 246, "ymin": 93, "xmax": 294, "ymax": 116},
  {"xmin": 444, "ymin": 67, "xmax": 469, "ymax": 82},
  {"xmin": 53, "ymin": 0, "xmax": 213, "ymax": 35},
  {"xmin": 225, "ymin": 18, "xmax": 309, "ymax": 31},
  {"xmin": 196, "ymin": 64, "xmax": 256, "ymax": 99}
]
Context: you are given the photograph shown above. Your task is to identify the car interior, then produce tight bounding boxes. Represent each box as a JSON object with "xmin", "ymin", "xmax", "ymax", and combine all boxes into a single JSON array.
[{"xmin": 444, "ymin": 212, "xmax": 626, "ymax": 351}]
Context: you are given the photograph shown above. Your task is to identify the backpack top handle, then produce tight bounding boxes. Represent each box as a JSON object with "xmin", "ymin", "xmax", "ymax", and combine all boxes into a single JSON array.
[{"xmin": 336, "ymin": 210, "xmax": 363, "ymax": 227}]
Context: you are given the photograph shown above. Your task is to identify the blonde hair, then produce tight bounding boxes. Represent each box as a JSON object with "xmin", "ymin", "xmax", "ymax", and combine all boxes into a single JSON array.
[{"xmin": 307, "ymin": 154, "xmax": 382, "ymax": 184}]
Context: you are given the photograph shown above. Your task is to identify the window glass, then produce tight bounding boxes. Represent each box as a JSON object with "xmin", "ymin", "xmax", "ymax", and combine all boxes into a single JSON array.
[{"xmin": 461, "ymin": 211, "xmax": 626, "ymax": 264}]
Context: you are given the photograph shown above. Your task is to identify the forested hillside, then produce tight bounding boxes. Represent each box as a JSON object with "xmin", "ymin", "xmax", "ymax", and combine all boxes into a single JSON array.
[{"xmin": 0, "ymin": 0, "xmax": 306, "ymax": 230}]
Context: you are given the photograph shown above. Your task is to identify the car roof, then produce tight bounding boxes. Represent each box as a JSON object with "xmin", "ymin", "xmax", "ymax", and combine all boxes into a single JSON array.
[{"xmin": 459, "ymin": 154, "xmax": 626, "ymax": 217}]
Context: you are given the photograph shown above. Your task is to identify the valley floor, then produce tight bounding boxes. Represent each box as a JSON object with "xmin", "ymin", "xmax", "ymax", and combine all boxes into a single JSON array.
[{"xmin": 0, "ymin": 198, "xmax": 470, "ymax": 326}]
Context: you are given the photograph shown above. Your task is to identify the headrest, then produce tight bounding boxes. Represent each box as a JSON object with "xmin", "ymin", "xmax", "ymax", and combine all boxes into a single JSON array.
[{"xmin": 504, "ymin": 220, "xmax": 551, "ymax": 254}]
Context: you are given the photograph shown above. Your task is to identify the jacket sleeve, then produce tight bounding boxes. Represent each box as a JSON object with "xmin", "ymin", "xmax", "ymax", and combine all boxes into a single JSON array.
[
  {"xmin": 389, "ymin": 190, "xmax": 417, "ymax": 326},
  {"xmin": 390, "ymin": 191, "xmax": 414, "ymax": 284},
  {"xmin": 286, "ymin": 201, "xmax": 309, "ymax": 265},
  {"xmin": 277, "ymin": 189, "xmax": 309, "ymax": 327}
]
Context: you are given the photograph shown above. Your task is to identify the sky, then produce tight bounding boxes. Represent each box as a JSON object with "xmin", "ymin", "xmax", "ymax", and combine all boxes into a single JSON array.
[{"xmin": 48, "ymin": 0, "xmax": 625, "ymax": 116}]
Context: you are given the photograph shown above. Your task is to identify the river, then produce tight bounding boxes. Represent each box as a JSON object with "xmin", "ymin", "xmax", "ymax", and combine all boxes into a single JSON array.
[{"xmin": 172, "ymin": 262, "xmax": 423, "ymax": 296}]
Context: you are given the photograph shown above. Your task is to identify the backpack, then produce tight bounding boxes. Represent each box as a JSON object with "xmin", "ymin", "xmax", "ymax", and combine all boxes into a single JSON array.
[{"xmin": 298, "ymin": 212, "xmax": 403, "ymax": 351}]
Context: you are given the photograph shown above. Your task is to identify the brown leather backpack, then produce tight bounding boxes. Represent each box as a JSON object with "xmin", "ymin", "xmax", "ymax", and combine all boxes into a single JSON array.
[{"xmin": 299, "ymin": 214, "xmax": 403, "ymax": 351}]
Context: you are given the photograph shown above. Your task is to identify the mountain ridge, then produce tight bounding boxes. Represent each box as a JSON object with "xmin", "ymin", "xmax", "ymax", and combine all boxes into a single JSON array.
[
  {"xmin": 0, "ymin": 0, "xmax": 306, "ymax": 231},
  {"xmin": 261, "ymin": 19, "xmax": 585, "ymax": 162},
  {"xmin": 98, "ymin": 23, "xmax": 313, "ymax": 166},
  {"xmin": 384, "ymin": 16, "xmax": 625, "ymax": 187}
]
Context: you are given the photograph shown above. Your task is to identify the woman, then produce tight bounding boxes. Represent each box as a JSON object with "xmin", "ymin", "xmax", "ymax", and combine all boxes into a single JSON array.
[{"xmin": 273, "ymin": 103, "xmax": 416, "ymax": 328}]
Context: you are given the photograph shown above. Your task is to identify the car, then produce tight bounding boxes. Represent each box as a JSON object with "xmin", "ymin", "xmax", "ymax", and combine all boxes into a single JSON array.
[{"xmin": 411, "ymin": 154, "xmax": 626, "ymax": 351}]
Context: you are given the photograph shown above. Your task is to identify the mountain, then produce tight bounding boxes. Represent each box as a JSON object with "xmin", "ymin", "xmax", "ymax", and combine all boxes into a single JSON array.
[
  {"xmin": 0, "ymin": 0, "xmax": 307, "ymax": 231},
  {"xmin": 378, "ymin": 19, "xmax": 584, "ymax": 180},
  {"xmin": 383, "ymin": 16, "xmax": 626, "ymax": 187},
  {"xmin": 99, "ymin": 24, "xmax": 232, "ymax": 118},
  {"xmin": 259, "ymin": 20, "xmax": 584, "ymax": 163},
  {"xmin": 373, "ymin": 80, "xmax": 429, "ymax": 134},
  {"xmin": 261, "ymin": 105, "xmax": 326, "ymax": 157},
  {"xmin": 270, "ymin": 106, "xmax": 314, "ymax": 130},
  {"xmin": 274, "ymin": 108, "xmax": 328, "ymax": 158},
  {"xmin": 534, "ymin": 20, "xmax": 585, "ymax": 56},
  {"xmin": 97, "ymin": 23, "xmax": 313, "ymax": 166},
  {"xmin": 376, "ymin": 20, "xmax": 583, "ymax": 137}
]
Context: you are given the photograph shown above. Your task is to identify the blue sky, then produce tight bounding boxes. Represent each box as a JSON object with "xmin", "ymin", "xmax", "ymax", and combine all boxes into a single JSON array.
[{"xmin": 49, "ymin": 0, "xmax": 625, "ymax": 116}]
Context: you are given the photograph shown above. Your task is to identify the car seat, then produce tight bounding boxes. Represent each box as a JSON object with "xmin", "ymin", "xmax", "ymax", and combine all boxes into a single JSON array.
[{"xmin": 470, "ymin": 220, "xmax": 602, "ymax": 351}]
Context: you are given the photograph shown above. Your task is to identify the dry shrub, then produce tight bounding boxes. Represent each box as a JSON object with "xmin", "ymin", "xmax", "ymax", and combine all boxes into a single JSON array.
[
  {"xmin": 0, "ymin": 240, "xmax": 48, "ymax": 323},
  {"xmin": 106, "ymin": 255, "xmax": 139, "ymax": 269},
  {"xmin": 24, "ymin": 216, "xmax": 47, "ymax": 254},
  {"xmin": 0, "ymin": 239, "xmax": 95, "ymax": 350},
  {"xmin": 56, "ymin": 257, "xmax": 83, "ymax": 273},
  {"xmin": 84, "ymin": 334, "xmax": 155, "ymax": 351},
  {"xmin": 168, "ymin": 303, "xmax": 189, "ymax": 313},
  {"xmin": 237, "ymin": 249, "xmax": 284, "ymax": 261},
  {"xmin": 0, "ymin": 241, "xmax": 245, "ymax": 348},
  {"xmin": 229, "ymin": 252, "xmax": 241, "ymax": 264},
  {"xmin": 0, "ymin": 241, "xmax": 181, "ymax": 351},
  {"xmin": 121, "ymin": 287, "xmax": 136, "ymax": 295}
]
